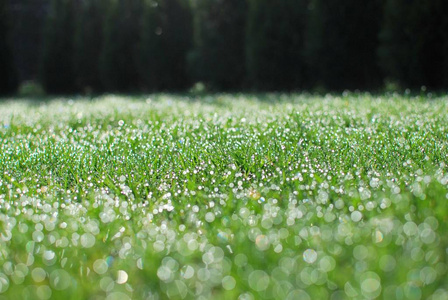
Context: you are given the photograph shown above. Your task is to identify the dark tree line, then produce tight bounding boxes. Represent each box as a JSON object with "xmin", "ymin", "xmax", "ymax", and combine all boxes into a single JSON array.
[
  {"xmin": 189, "ymin": 0, "xmax": 247, "ymax": 90},
  {"xmin": 0, "ymin": 0, "xmax": 18, "ymax": 95},
  {"xmin": 38, "ymin": 0, "xmax": 192, "ymax": 94},
  {"xmin": 1, "ymin": 0, "xmax": 448, "ymax": 96},
  {"xmin": 379, "ymin": 0, "xmax": 448, "ymax": 89},
  {"xmin": 306, "ymin": 0, "xmax": 384, "ymax": 90}
]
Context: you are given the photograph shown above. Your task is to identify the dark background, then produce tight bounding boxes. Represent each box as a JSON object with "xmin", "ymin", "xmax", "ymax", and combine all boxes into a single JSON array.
[{"xmin": 1, "ymin": 0, "xmax": 448, "ymax": 95}]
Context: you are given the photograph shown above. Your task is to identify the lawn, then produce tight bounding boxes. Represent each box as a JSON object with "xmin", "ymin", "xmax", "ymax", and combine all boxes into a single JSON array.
[{"xmin": 0, "ymin": 93, "xmax": 447, "ymax": 299}]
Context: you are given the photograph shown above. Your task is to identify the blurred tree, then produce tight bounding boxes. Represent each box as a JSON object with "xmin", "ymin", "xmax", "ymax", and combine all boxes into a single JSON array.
[
  {"xmin": 74, "ymin": 0, "xmax": 107, "ymax": 93},
  {"xmin": 306, "ymin": 0, "xmax": 383, "ymax": 91},
  {"xmin": 100, "ymin": 0, "xmax": 143, "ymax": 92},
  {"xmin": 140, "ymin": 0, "xmax": 192, "ymax": 91},
  {"xmin": 8, "ymin": 0, "xmax": 448, "ymax": 94},
  {"xmin": 40, "ymin": 0, "xmax": 77, "ymax": 94},
  {"xmin": 7, "ymin": 0, "xmax": 48, "ymax": 84},
  {"xmin": 188, "ymin": 0, "xmax": 246, "ymax": 90},
  {"xmin": 379, "ymin": 0, "xmax": 447, "ymax": 89},
  {"xmin": 0, "ymin": 0, "xmax": 18, "ymax": 95},
  {"xmin": 443, "ymin": 1, "xmax": 448, "ymax": 87},
  {"xmin": 246, "ymin": 0, "xmax": 309, "ymax": 91}
]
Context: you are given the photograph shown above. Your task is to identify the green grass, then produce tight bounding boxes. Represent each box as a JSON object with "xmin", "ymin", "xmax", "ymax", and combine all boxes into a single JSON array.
[{"xmin": 0, "ymin": 93, "xmax": 447, "ymax": 300}]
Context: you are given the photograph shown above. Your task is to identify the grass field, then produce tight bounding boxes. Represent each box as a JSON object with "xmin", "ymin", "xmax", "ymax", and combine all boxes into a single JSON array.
[{"xmin": 0, "ymin": 93, "xmax": 448, "ymax": 300}]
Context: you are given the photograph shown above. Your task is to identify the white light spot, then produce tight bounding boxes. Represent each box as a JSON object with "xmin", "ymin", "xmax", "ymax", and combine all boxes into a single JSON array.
[
  {"xmin": 81, "ymin": 233, "xmax": 96, "ymax": 248},
  {"xmin": 93, "ymin": 259, "xmax": 108, "ymax": 275},
  {"xmin": 116, "ymin": 270, "xmax": 128, "ymax": 284},
  {"xmin": 248, "ymin": 270, "xmax": 270, "ymax": 292},
  {"xmin": 303, "ymin": 249, "xmax": 318, "ymax": 264},
  {"xmin": 351, "ymin": 211, "xmax": 362, "ymax": 222},
  {"xmin": 222, "ymin": 276, "xmax": 236, "ymax": 290}
]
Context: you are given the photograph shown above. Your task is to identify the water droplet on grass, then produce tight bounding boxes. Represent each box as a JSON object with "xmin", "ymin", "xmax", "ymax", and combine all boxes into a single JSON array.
[
  {"xmin": 93, "ymin": 259, "xmax": 108, "ymax": 274},
  {"xmin": 100, "ymin": 277, "xmax": 114, "ymax": 292},
  {"xmin": 360, "ymin": 272, "xmax": 381, "ymax": 298},
  {"xmin": 286, "ymin": 290, "xmax": 310, "ymax": 300},
  {"xmin": 303, "ymin": 249, "xmax": 317, "ymax": 264},
  {"xmin": 116, "ymin": 270, "xmax": 128, "ymax": 284},
  {"xmin": 50, "ymin": 269, "xmax": 71, "ymax": 290},
  {"xmin": 351, "ymin": 211, "xmax": 362, "ymax": 222},
  {"xmin": 0, "ymin": 273, "xmax": 10, "ymax": 293},
  {"xmin": 32, "ymin": 268, "xmax": 47, "ymax": 282},
  {"xmin": 248, "ymin": 270, "xmax": 270, "ymax": 292},
  {"xmin": 157, "ymin": 266, "xmax": 172, "ymax": 282},
  {"xmin": 36, "ymin": 285, "xmax": 52, "ymax": 300},
  {"xmin": 81, "ymin": 233, "xmax": 95, "ymax": 248},
  {"xmin": 255, "ymin": 235, "xmax": 270, "ymax": 251},
  {"xmin": 180, "ymin": 265, "xmax": 194, "ymax": 279},
  {"xmin": 222, "ymin": 275, "xmax": 236, "ymax": 290},
  {"xmin": 106, "ymin": 292, "xmax": 131, "ymax": 300}
]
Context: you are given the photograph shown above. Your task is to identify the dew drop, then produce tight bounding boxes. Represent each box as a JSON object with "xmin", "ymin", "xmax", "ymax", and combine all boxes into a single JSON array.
[{"xmin": 303, "ymin": 249, "xmax": 318, "ymax": 264}]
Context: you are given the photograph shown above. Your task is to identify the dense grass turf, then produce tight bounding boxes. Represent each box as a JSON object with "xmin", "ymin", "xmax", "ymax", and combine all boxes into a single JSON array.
[{"xmin": 0, "ymin": 93, "xmax": 448, "ymax": 299}]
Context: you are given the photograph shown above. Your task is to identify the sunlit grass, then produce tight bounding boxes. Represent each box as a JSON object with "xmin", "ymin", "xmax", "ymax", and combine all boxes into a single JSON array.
[{"xmin": 0, "ymin": 93, "xmax": 447, "ymax": 299}]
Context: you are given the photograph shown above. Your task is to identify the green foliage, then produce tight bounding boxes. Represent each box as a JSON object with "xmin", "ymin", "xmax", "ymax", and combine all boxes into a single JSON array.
[
  {"xmin": 139, "ymin": 0, "xmax": 193, "ymax": 91},
  {"xmin": 306, "ymin": 0, "xmax": 383, "ymax": 91},
  {"xmin": 1, "ymin": 94, "xmax": 448, "ymax": 298},
  {"xmin": 17, "ymin": 80, "xmax": 45, "ymax": 97},
  {"xmin": 246, "ymin": 0, "xmax": 309, "ymax": 91},
  {"xmin": 379, "ymin": 0, "xmax": 448, "ymax": 89},
  {"xmin": 40, "ymin": 0, "xmax": 77, "ymax": 94},
  {"xmin": 189, "ymin": 0, "xmax": 247, "ymax": 90},
  {"xmin": 0, "ymin": 0, "xmax": 18, "ymax": 95}
]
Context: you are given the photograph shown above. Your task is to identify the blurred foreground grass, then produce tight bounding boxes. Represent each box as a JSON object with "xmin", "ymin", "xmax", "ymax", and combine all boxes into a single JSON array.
[{"xmin": 0, "ymin": 93, "xmax": 448, "ymax": 299}]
